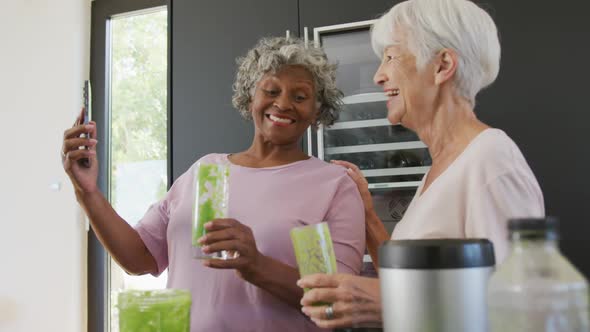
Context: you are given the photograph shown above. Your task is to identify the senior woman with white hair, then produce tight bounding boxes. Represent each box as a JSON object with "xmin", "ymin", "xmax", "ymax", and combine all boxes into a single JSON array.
[
  {"xmin": 298, "ymin": 0, "xmax": 545, "ymax": 329},
  {"xmin": 61, "ymin": 37, "xmax": 365, "ymax": 331}
]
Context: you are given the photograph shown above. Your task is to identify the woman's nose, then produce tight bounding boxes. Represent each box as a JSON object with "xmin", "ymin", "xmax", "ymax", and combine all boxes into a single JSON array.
[
  {"xmin": 274, "ymin": 93, "xmax": 293, "ymax": 111},
  {"xmin": 373, "ymin": 63, "xmax": 387, "ymax": 86}
]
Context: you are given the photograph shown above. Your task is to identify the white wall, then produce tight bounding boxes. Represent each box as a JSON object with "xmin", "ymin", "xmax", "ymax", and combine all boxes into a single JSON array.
[{"xmin": 0, "ymin": 1, "xmax": 91, "ymax": 332}]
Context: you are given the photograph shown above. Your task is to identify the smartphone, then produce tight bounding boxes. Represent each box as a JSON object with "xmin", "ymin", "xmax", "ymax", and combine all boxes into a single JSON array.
[
  {"xmin": 83, "ymin": 80, "xmax": 92, "ymax": 125},
  {"xmin": 81, "ymin": 80, "xmax": 92, "ymax": 167}
]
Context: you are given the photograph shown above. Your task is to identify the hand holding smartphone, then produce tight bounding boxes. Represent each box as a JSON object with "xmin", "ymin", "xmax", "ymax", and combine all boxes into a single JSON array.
[{"xmin": 80, "ymin": 80, "xmax": 92, "ymax": 168}]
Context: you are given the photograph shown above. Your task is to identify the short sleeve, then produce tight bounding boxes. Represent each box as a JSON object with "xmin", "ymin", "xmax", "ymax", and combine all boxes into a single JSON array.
[
  {"xmin": 466, "ymin": 171, "xmax": 545, "ymax": 263},
  {"xmin": 133, "ymin": 168, "xmax": 194, "ymax": 276},
  {"xmin": 324, "ymin": 176, "xmax": 366, "ymax": 275},
  {"xmin": 135, "ymin": 198, "xmax": 170, "ymax": 276}
]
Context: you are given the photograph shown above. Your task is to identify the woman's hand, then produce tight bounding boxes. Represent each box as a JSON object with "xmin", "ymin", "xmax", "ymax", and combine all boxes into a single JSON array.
[
  {"xmin": 331, "ymin": 160, "xmax": 374, "ymax": 213},
  {"xmin": 62, "ymin": 108, "xmax": 99, "ymax": 194},
  {"xmin": 198, "ymin": 218, "xmax": 263, "ymax": 280},
  {"xmin": 200, "ymin": 218, "xmax": 304, "ymax": 309},
  {"xmin": 298, "ymin": 273, "xmax": 382, "ymax": 329}
]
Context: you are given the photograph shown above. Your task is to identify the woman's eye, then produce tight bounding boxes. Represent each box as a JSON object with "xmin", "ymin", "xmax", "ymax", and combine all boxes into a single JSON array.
[
  {"xmin": 295, "ymin": 95, "xmax": 307, "ymax": 102},
  {"xmin": 264, "ymin": 89, "xmax": 279, "ymax": 96},
  {"xmin": 386, "ymin": 55, "xmax": 394, "ymax": 63}
]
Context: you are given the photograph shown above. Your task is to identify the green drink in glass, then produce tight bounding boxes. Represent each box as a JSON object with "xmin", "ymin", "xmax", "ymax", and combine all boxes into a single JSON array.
[
  {"xmin": 192, "ymin": 162, "xmax": 230, "ymax": 259},
  {"xmin": 290, "ymin": 222, "xmax": 338, "ymax": 292},
  {"xmin": 117, "ymin": 289, "xmax": 191, "ymax": 332}
]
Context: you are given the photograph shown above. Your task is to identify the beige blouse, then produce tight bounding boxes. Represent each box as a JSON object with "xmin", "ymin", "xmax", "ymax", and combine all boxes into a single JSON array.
[{"xmin": 392, "ymin": 129, "xmax": 545, "ymax": 263}]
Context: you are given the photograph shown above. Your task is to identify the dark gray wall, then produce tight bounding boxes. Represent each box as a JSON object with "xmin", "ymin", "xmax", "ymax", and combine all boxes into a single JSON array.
[
  {"xmin": 172, "ymin": 0, "xmax": 298, "ymax": 180},
  {"xmin": 298, "ymin": 0, "xmax": 393, "ymax": 32},
  {"xmin": 475, "ymin": 0, "xmax": 590, "ymax": 277}
]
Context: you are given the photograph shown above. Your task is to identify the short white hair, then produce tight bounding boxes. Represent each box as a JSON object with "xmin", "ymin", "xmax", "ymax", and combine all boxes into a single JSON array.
[{"xmin": 371, "ymin": 0, "xmax": 501, "ymax": 104}]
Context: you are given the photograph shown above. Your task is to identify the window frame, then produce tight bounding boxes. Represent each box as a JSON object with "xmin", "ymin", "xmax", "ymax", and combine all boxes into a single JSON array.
[{"xmin": 89, "ymin": 1, "xmax": 170, "ymax": 331}]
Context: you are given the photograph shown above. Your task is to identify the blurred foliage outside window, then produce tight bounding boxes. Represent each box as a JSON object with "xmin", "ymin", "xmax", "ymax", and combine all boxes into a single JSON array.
[{"xmin": 108, "ymin": 8, "xmax": 168, "ymax": 332}]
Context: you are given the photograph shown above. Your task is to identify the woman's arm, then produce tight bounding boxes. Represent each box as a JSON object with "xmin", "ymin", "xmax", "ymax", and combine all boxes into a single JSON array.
[
  {"xmin": 237, "ymin": 255, "xmax": 303, "ymax": 308},
  {"xmin": 63, "ymin": 114, "xmax": 157, "ymax": 276},
  {"xmin": 199, "ymin": 219, "xmax": 303, "ymax": 309},
  {"xmin": 465, "ymin": 171, "xmax": 545, "ymax": 264},
  {"xmin": 331, "ymin": 160, "xmax": 390, "ymax": 270},
  {"xmin": 77, "ymin": 191, "xmax": 158, "ymax": 275},
  {"xmin": 365, "ymin": 210, "xmax": 389, "ymax": 269}
]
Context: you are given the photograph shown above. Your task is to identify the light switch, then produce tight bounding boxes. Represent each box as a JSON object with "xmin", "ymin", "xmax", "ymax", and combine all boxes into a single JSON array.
[{"xmin": 49, "ymin": 179, "xmax": 62, "ymax": 192}]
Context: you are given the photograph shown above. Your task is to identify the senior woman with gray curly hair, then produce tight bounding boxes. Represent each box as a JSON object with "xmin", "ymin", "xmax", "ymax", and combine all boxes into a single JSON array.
[
  {"xmin": 298, "ymin": 0, "xmax": 545, "ymax": 329},
  {"xmin": 61, "ymin": 37, "xmax": 365, "ymax": 331}
]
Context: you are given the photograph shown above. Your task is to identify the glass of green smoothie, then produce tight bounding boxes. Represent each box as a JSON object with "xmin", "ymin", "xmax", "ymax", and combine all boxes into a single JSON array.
[
  {"xmin": 290, "ymin": 222, "xmax": 338, "ymax": 288},
  {"xmin": 116, "ymin": 289, "xmax": 191, "ymax": 332},
  {"xmin": 192, "ymin": 162, "xmax": 231, "ymax": 259}
]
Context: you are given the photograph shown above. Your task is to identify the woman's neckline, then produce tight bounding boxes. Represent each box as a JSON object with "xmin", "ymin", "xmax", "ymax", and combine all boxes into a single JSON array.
[
  {"xmin": 225, "ymin": 153, "xmax": 314, "ymax": 170},
  {"xmin": 417, "ymin": 128, "xmax": 498, "ymax": 198}
]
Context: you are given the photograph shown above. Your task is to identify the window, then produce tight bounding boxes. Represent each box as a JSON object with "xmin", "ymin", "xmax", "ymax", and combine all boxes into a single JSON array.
[
  {"xmin": 107, "ymin": 8, "xmax": 168, "ymax": 331},
  {"xmin": 90, "ymin": 1, "xmax": 169, "ymax": 331}
]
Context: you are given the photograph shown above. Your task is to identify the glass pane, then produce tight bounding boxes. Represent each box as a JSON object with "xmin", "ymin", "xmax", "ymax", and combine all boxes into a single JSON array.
[
  {"xmin": 335, "ymin": 100, "xmax": 388, "ymax": 122},
  {"xmin": 321, "ymin": 29, "xmax": 381, "ymax": 96},
  {"xmin": 326, "ymin": 148, "xmax": 431, "ymax": 171},
  {"xmin": 325, "ymin": 126, "xmax": 420, "ymax": 147},
  {"xmin": 107, "ymin": 8, "xmax": 168, "ymax": 332}
]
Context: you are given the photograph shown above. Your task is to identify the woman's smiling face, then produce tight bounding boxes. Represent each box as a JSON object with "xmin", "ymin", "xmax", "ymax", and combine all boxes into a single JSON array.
[
  {"xmin": 373, "ymin": 32, "xmax": 439, "ymax": 131},
  {"xmin": 249, "ymin": 65, "xmax": 319, "ymax": 145}
]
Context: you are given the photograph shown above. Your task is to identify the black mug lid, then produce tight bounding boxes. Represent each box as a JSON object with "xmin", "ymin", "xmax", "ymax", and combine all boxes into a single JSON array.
[{"xmin": 379, "ymin": 239, "xmax": 496, "ymax": 269}]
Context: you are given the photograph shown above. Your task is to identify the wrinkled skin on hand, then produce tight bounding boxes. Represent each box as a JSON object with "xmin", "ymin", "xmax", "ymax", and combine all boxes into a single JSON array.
[{"xmin": 298, "ymin": 273, "xmax": 382, "ymax": 329}]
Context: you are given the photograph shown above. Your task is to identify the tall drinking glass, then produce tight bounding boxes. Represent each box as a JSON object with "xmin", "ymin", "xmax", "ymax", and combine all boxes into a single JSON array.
[
  {"xmin": 192, "ymin": 162, "xmax": 230, "ymax": 259},
  {"xmin": 290, "ymin": 222, "xmax": 338, "ymax": 290}
]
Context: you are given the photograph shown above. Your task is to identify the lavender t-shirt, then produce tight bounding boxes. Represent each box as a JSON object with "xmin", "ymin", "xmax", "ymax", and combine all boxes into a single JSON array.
[{"xmin": 135, "ymin": 153, "xmax": 365, "ymax": 332}]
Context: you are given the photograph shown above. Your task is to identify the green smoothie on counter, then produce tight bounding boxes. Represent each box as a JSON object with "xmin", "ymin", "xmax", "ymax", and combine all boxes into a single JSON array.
[{"xmin": 117, "ymin": 289, "xmax": 191, "ymax": 332}]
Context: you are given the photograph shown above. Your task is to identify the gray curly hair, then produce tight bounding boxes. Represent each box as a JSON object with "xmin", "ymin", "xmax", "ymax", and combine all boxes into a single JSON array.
[{"xmin": 232, "ymin": 37, "xmax": 343, "ymax": 127}]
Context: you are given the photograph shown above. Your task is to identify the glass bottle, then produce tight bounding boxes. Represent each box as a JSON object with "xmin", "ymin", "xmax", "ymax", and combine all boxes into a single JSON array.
[{"xmin": 488, "ymin": 217, "xmax": 589, "ymax": 332}]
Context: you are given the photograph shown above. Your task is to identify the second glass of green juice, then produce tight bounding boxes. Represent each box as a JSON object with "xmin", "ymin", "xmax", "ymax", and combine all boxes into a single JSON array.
[{"xmin": 290, "ymin": 222, "xmax": 338, "ymax": 290}]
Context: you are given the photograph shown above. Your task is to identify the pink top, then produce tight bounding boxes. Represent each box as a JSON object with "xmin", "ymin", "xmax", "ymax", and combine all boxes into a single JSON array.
[
  {"xmin": 392, "ymin": 129, "xmax": 545, "ymax": 263},
  {"xmin": 135, "ymin": 153, "xmax": 365, "ymax": 332}
]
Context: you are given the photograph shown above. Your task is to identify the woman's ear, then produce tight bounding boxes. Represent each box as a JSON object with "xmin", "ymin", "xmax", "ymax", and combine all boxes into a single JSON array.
[
  {"xmin": 434, "ymin": 48, "xmax": 458, "ymax": 86},
  {"xmin": 246, "ymin": 102, "xmax": 254, "ymax": 120},
  {"xmin": 311, "ymin": 103, "xmax": 321, "ymax": 125}
]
